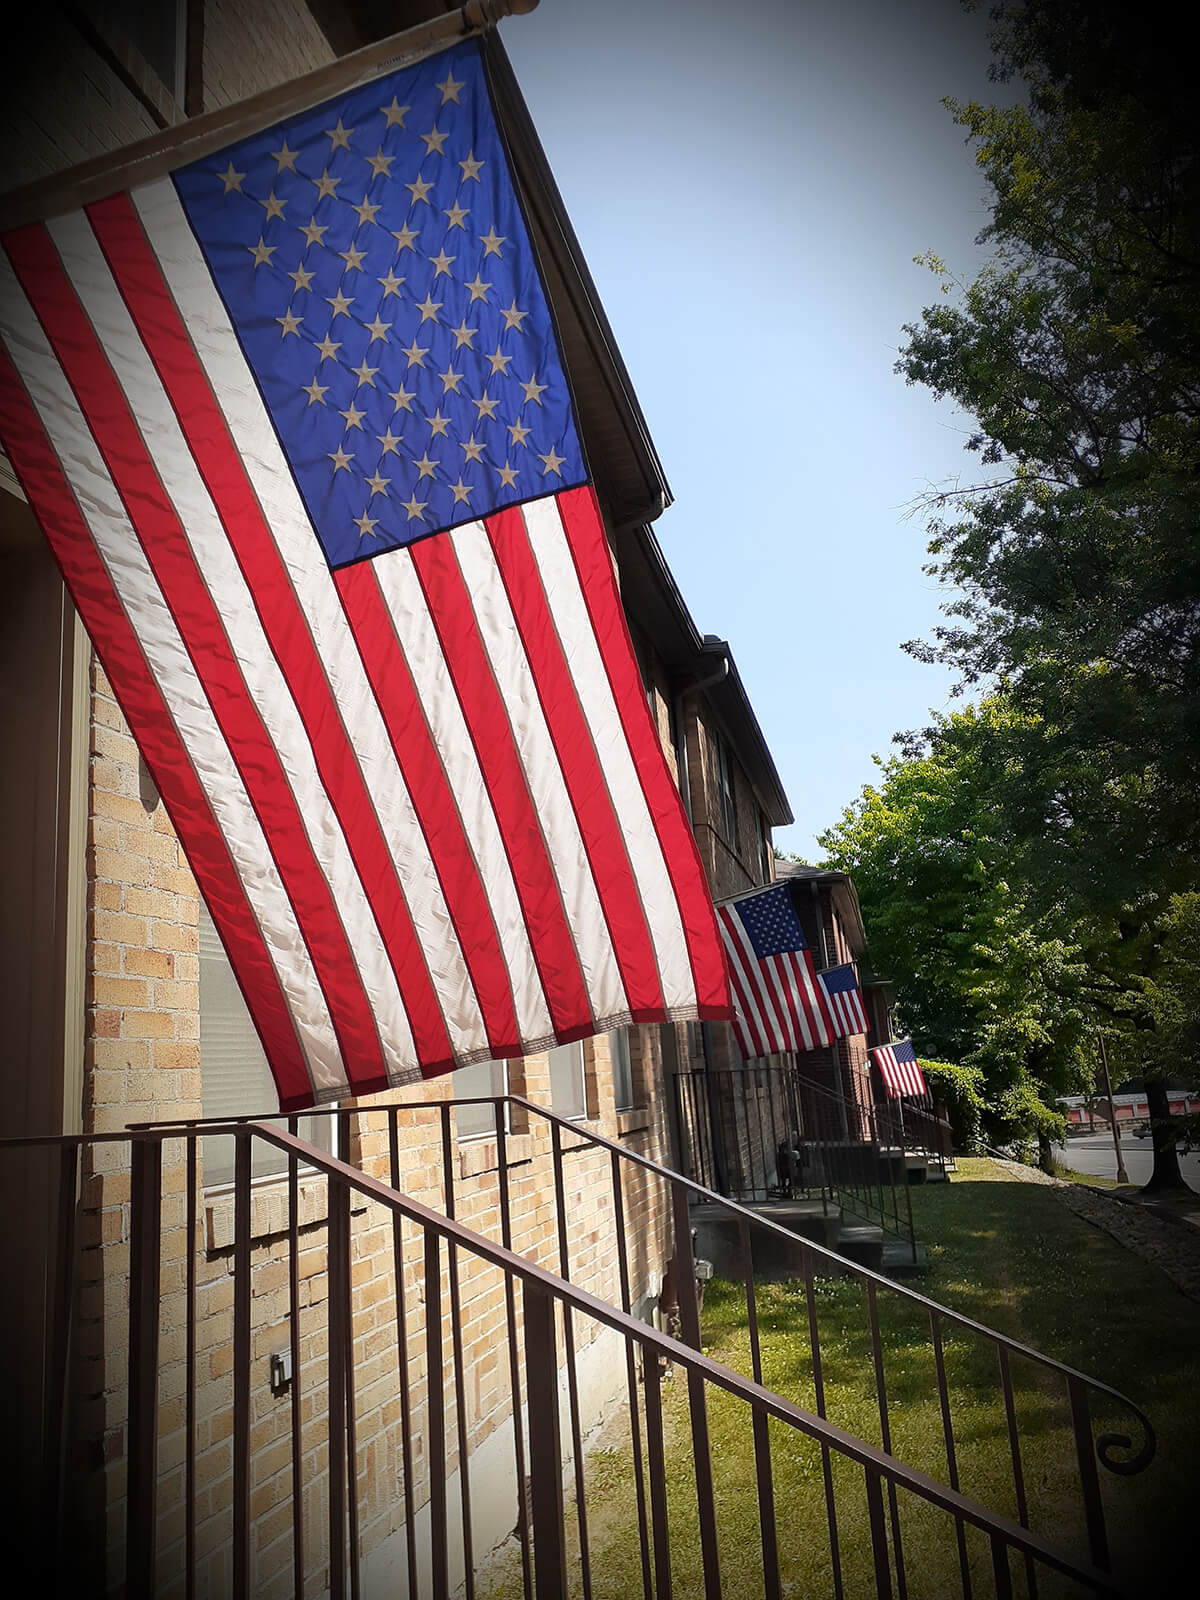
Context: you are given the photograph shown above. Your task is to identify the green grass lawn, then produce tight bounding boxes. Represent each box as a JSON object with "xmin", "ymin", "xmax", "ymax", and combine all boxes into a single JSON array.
[{"xmin": 483, "ymin": 1158, "xmax": 1198, "ymax": 1600}]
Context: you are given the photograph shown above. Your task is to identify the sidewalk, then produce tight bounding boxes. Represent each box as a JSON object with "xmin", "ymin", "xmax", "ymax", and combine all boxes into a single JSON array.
[{"xmin": 987, "ymin": 1156, "xmax": 1200, "ymax": 1303}]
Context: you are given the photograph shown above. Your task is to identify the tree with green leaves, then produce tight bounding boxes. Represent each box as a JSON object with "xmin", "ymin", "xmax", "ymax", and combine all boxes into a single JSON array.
[
  {"xmin": 819, "ymin": 701, "xmax": 1093, "ymax": 1160},
  {"xmin": 888, "ymin": 0, "xmax": 1199, "ymax": 1189}
]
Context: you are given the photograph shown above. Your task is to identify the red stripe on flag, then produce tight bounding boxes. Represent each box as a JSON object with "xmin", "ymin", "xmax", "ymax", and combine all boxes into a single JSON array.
[
  {"xmin": 556, "ymin": 486, "xmax": 731, "ymax": 1019},
  {"xmin": 808, "ymin": 952, "xmax": 838, "ymax": 1044},
  {"xmin": 408, "ymin": 530, "xmax": 593, "ymax": 1038},
  {"xmin": 334, "ymin": 559, "xmax": 523, "ymax": 1058},
  {"xmin": 764, "ymin": 953, "xmax": 807, "ymax": 1052},
  {"xmin": 0, "ymin": 338, "xmax": 314, "ymax": 1109},
  {"xmin": 86, "ymin": 195, "xmax": 457, "ymax": 1079},
  {"xmin": 791, "ymin": 950, "xmax": 831, "ymax": 1048},
  {"xmin": 6, "ymin": 221, "xmax": 390, "ymax": 1091},
  {"xmin": 486, "ymin": 505, "xmax": 665, "ymax": 1021}
]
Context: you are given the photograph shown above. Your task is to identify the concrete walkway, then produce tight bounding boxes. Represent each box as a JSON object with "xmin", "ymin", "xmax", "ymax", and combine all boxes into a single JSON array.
[{"xmin": 986, "ymin": 1156, "xmax": 1200, "ymax": 1304}]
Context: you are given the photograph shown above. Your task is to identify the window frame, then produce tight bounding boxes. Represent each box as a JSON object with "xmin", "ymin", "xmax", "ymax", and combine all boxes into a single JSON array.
[
  {"xmin": 198, "ymin": 901, "xmax": 334, "ymax": 1189},
  {"xmin": 548, "ymin": 1039, "xmax": 588, "ymax": 1122},
  {"xmin": 716, "ymin": 733, "xmax": 738, "ymax": 846},
  {"xmin": 450, "ymin": 1057, "xmax": 509, "ymax": 1141},
  {"xmin": 610, "ymin": 1027, "xmax": 639, "ymax": 1113}
]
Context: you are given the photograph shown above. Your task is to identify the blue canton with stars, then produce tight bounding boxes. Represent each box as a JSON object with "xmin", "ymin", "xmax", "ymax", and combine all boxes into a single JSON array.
[
  {"xmin": 732, "ymin": 884, "xmax": 808, "ymax": 960},
  {"xmin": 174, "ymin": 40, "xmax": 586, "ymax": 569}
]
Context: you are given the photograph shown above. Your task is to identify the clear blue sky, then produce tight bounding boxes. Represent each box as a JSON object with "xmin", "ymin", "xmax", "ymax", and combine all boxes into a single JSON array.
[{"xmin": 500, "ymin": 0, "xmax": 1004, "ymax": 857}]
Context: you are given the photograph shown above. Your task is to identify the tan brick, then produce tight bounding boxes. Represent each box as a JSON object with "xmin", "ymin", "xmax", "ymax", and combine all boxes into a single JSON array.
[
  {"xmin": 91, "ymin": 910, "xmax": 149, "ymax": 947},
  {"xmin": 90, "ymin": 754, "xmax": 134, "ymax": 795},
  {"xmin": 88, "ymin": 819, "xmax": 121, "ymax": 853},
  {"xmin": 90, "ymin": 723, "xmax": 140, "ymax": 766},
  {"xmin": 125, "ymin": 886, "xmax": 182, "ymax": 920},
  {"xmin": 152, "ymin": 863, "xmax": 198, "ymax": 897},
  {"xmin": 122, "ymin": 947, "xmax": 174, "ymax": 979},
  {"xmin": 154, "ymin": 1040, "xmax": 201, "ymax": 1072},
  {"xmin": 122, "ymin": 1009, "xmax": 175, "ymax": 1039},
  {"xmin": 92, "ymin": 939, "xmax": 122, "ymax": 973},
  {"xmin": 152, "ymin": 978, "xmax": 199, "ymax": 1011},
  {"xmin": 91, "ymin": 1008, "xmax": 122, "ymax": 1038},
  {"xmin": 152, "ymin": 920, "xmax": 198, "ymax": 953},
  {"xmin": 88, "ymin": 1037, "xmax": 152, "ymax": 1071},
  {"xmin": 90, "ymin": 974, "xmax": 150, "ymax": 1008}
]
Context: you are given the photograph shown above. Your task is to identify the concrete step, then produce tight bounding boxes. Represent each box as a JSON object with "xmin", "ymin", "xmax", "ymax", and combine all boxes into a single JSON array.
[
  {"xmin": 882, "ymin": 1238, "xmax": 928, "ymax": 1275},
  {"xmin": 904, "ymin": 1154, "xmax": 929, "ymax": 1185},
  {"xmin": 831, "ymin": 1222, "xmax": 884, "ymax": 1273},
  {"xmin": 691, "ymin": 1199, "xmax": 842, "ymax": 1281}
]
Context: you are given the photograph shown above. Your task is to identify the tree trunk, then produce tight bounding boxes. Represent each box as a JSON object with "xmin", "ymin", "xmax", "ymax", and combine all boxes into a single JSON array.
[
  {"xmin": 1141, "ymin": 1077, "xmax": 1187, "ymax": 1193},
  {"xmin": 1037, "ymin": 1130, "xmax": 1055, "ymax": 1175}
]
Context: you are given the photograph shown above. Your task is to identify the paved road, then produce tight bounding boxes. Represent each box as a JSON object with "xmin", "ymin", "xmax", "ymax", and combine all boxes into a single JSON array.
[{"xmin": 1054, "ymin": 1131, "xmax": 1200, "ymax": 1190}]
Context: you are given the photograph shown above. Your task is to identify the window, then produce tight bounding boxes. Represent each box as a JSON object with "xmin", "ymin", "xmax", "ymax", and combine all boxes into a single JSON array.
[
  {"xmin": 715, "ymin": 734, "xmax": 738, "ymax": 845},
  {"xmin": 199, "ymin": 905, "xmax": 332, "ymax": 1187},
  {"xmin": 451, "ymin": 1058, "xmax": 508, "ymax": 1140},
  {"xmin": 549, "ymin": 1041, "xmax": 587, "ymax": 1120},
  {"xmin": 755, "ymin": 810, "xmax": 773, "ymax": 884},
  {"xmin": 81, "ymin": 1, "xmax": 187, "ymax": 102},
  {"xmin": 611, "ymin": 1028, "xmax": 635, "ymax": 1112}
]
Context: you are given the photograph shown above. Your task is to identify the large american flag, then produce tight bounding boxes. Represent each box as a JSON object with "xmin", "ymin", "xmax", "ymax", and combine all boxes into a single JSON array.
[
  {"xmin": 817, "ymin": 963, "xmax": 869, "ymax": 1039},
  {"xmin": 716, "ymin": 882, "xmax": 835, "ymax": 1058},
  {"xmin": 872, "ymin": 1040, "xmax": 928, "ymax": 1099},
  {"xmin": 0, "ymin": 39, "xmax": 731, "ymax": 1110}
]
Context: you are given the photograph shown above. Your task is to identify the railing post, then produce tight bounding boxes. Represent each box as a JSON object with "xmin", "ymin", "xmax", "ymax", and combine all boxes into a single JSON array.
[
  {"xmin": 1067, "ymin": 1376, "xmax": 1111, "ymax": 1572},
  {"xmin": 43, "ymin": 1141, "xmax": 79, "ymax": 1571},
  {"xmin": 328, "ymin": 1176, "xmax": 351, "ymax": 1600},
  {"xmin": 126, "ymin": 1136, "xmax": 162, "ymax": 1600},
  {"xmin": 232, "ymin": 1131, "xmax": 252, "ymax": 1600},
  {"xmin": 523, "ymin": 1281, "xmax": 568, "ymax": 1600}
]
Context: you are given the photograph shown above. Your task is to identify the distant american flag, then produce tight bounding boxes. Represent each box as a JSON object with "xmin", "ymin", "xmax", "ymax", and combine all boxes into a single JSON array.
[
  {"xmin": 716, "ymin": 882, "xmax": 835, "ymax": 1058},
  {"xmin": 872, "ymin": 1039, "xmax": 928, "ymax": 1099},
  {"xmin": 0, "ymin": 38, "xmax": 732, "ymax": 1110},
  {"xmin": 817, "ymin": 963, "xmax": 869, "ymax": 1039}
]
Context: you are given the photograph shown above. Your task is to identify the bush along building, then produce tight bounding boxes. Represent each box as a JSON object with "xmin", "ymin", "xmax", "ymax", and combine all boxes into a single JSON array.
[{"xmin": 0, "ymin": 5, "xmax": 1164, "ymax": 1597}]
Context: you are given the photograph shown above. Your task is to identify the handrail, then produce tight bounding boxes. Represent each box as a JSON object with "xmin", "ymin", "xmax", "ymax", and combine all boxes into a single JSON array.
[
  {"xmin": 13, "ymin": 1120, "xmax": 1129, "ymax": 1597},
  {"xmin": 129, "ymin": 1096, "xmax": 1156, "ymax": 1479},
  {"xmin": 203, "ymin": 1123, "xmax": 1130, "ymax": 1593}
]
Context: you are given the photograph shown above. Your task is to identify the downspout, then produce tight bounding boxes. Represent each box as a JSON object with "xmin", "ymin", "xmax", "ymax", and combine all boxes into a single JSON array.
[
  {"xmin": 810, "ymin": 882, "xmax": 848, "ymax": 1139},
  {"xmin": 672, "ymin": 653, "xmax": 730, "ymax": 1194}
]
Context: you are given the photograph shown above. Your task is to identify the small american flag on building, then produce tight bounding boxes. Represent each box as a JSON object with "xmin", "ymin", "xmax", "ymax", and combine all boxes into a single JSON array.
[
  {"xmin": 817, "ymin": 963, "xmax": 869, "ymax": 1039},
  {"xmin": 872, "ymin": 1039, "xmax": 928, "ymax": 1099},
  {"xmin": 0, "ymin": 37, "xmax": 732, "ymax": 1110},
  {"xmin": 716, "ymin": 882, "xmax": 835, "ymax": 1058}
]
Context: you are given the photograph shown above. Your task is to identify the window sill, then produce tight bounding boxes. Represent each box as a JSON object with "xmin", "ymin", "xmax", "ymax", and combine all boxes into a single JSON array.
[{"xmin": 616, "ymin": 1108, "xmax": 652, "ymax": 1137}]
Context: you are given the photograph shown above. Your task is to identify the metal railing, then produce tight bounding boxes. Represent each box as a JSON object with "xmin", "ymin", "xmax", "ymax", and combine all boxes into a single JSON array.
[
  {"xmin": 2, "ymin": 1119, "xmax": 1134, "ymax": 1600},
  {"xmin": 874, "ymin": 1092, "xmax": 956, "ymax": 1179},
  {"xmin": 133, "ymin": 1093, "xmax": 1155, "ymax": 1586},
  {"xmin": 673, "ymin": 1062, "xmax": 921, "ymax": 1255}
]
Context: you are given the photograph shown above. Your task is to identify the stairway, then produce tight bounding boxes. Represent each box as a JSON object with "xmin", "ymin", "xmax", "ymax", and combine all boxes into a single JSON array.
[{"xmin": 8, "ymin": 1102, "xmax": 1153, "ymax": 1597}]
